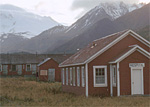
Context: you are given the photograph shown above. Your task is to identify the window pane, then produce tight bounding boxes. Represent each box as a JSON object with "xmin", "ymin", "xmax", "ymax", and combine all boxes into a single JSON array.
[
  {"xmin": 70, "ymin": 68, "xmax": 72, "ymax": 85},
  {"xmin": 26, "ymin": 65, "xmax": 31, "ymax": 71},
  {"xmin": 82, "ymin": 67, "xmax": 85, "ymax": 87},
  {"xmin": 12, "ymin": 65, "xmax": 16, "ymax": 71},
  {"xmin": 2, "ymin": 65, "xmax": 8, "ymax": 72},
  {"xmin": 95, "ymin": 67, "xmax": 106, "ymax": 85},
  {"xmin": 66, "ymin": 68, "xmax": 68, "ymax": 85},
  {"xmin": 73, "ymin": 67, "xmax": 75, "ymax": 86},
  {"xmin": 77, "ymin": 67, "xmax": 80, "ymax": 86}
]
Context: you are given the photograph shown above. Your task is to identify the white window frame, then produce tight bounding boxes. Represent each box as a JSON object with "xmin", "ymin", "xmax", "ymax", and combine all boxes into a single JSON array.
[
  {"xmin": 93, "ymin": 66, "xmax": 107, "ymax": 87},
  {"xmin": 2, "ymin": 65, "xmax": 8, "ymax": 72},
  {"xmin": 81, "ymin": 66, "xmax": 85, "ymax": 87},
  {"xmin": 77, "ymin": 67, "xmax": 80, "ymax": 86},
  {"xmin": 73, "ymin": 67, "xmax": 76, "ymax": 86},
  {"xmin": 26, "ymin": 64, "xmax": 31, "ymax": 71},
  {"xmin": 66, "ymin": 68, "xmax": 68, "ymax": 85},
  {"xmin": 62, "ymin": 68, "xmax": 65, "ymax": 85},
  {"xmin": 70, "ymin": 68, "xmax": 73, "ymax": 86},
  {"xmin": 112, "ymin": 65, "xmax": 116, "ymax": 87}
]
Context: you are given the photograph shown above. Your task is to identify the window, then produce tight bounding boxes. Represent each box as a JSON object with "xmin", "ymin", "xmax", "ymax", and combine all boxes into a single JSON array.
[
  {"xmin": 66, "ymin": 68, "xmax": 68, "ymax": 85},
  {"xmin": 17, "ymin": 65, "xmax": 22, "ymax": 75},
  {"xmin": 82, "ymin": 66, "xmax": 85, "ymax": 87},
  {"xmin": 77, "ymin": 67, "xmax": 80, "ymax": 86},
  {"xmin": 26, "ymin": 64, "xmax": 31, "ymax": 71},
  {"xmin": 0, "ymin": 65, "xmax": 2, "ymax": 72},
  {"xmin": 31, "ymin": 64, "xmax": 37, "ymax": 74},
  {"xmin": 70, "ymin": 68, "xmax": 73, "ymax": 85},
  {"xmin": 2, "ymin": 65, "xmax": 8, "ymax": 72},
  {"xmin": 73, "ymin": 67, "xmax": 76, "ymax": 86},
  {"xmin": 40, "ymin": 70, "xmax": 47, "ymax": 75},
  {"xmin": 12, "ymin": 65, "xmax": 17, "ymax": 71},
  {"xmin": 62, "ymin": 68, "xmax": 65, "ymax": 85},
  {"xmin": 112, "ymin": 66, "xmax": 116, "ymax": 86},
  {"xmin": 93, "ymin": 66, "xmax": 107, "ymax": 87}
]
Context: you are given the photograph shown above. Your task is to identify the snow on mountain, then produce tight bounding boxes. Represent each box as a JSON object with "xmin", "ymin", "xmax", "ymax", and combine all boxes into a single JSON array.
[
  {"xmin": 65, "ymin": 2, "xmax": 145, "ymax": 35},
  {"xmin": 0, "ymin": 4, "xmax": 60, "ymax": 38},
  {"xmin": 0, "ymin": 2, "xmax": 146, "ymax": 54},
  {"xmin": 94, "ymin": 2, "xmax": 144, "ymax": 20}
]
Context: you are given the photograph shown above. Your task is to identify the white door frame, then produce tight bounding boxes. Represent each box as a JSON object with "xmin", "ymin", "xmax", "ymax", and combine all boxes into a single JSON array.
[{"xmin": 130, "ymin": 67, "xmax": 144, "ymax": 95}]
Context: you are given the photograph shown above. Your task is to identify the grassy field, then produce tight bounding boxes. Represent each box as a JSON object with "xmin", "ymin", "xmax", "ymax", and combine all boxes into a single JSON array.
[{"xmin": 0, "ymin": 77, "xmax": 149, "ymax": 107}]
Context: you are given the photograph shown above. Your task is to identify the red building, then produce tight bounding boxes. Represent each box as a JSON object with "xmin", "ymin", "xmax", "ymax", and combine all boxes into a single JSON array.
[
  {"xmin": 0, "ymin": 54, "xmax": 71, "ymax": 77},
  {"xmin": 59, "ymin": 30, "xmax": 150, "ymax": 97},
  {"xmin": 37, "ymin": 58, "xmax": 61, "ymax": 82}
]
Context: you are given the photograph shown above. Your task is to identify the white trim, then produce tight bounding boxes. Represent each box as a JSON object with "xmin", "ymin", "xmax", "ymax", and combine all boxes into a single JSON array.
[
  {"xmin": 85, "ymin": 63, "xmax": 88, "ymax": 97},
  {"xmin": 59, "ymin": 30, "xmax": 150, "ymax": 67},
  {"xmin": 38, "ymin": 58, "xmax": 51, "ymax": 66},
  {"xmin": 62, "ymin": 68, "xmax": 65, "ymax": 85},
  {"xmin": 137, "ymin": 50, "xmax": 150, "ymax": 59},
  {"xmin": 110, "ymin": 46, "xmax": 150, "ymax": 64},
  {"xmin": 59, "ymin": 63, "xmax": 84, "ymax": 67},
  {"xmin": 130, "ymin": 30, "xmax": 150, "ymax": 47},
  {"xmin": 93, "ymin": 66, "xmax": 107, "ymax": 87},
  {"xmin": 117, "ymin": 63, "xmax": 120, "ymax": 96},
  {"xmin": 85, "ymin": 31, "xmax": 130, "ymax": 64},
  {"xmin": 130, "ymin": 66, "xmax": 144, "ymax": 95},
  {"xmin": 112, "ymin": 65, "xmax": 117, "ymax": 87},
  {"xmin": 110, "ymin": 64, "xmax": 113, "ymax": 96}
]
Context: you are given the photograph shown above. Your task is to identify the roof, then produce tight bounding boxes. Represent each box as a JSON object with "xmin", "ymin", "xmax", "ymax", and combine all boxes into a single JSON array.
[
  {"xmin": 109, "ymin": 45, "xmax": 150, "ymax": 64},
  {"xmin": 0, "ymin": 54, "xmax": 72, "ymax": 64},
  {"xmin": 37, "ymin": 58, "xmax": 51, "ymax": 66},
  {"xmin": 60, "ymin": 30, "xmax": 150, "ymax": 67}
]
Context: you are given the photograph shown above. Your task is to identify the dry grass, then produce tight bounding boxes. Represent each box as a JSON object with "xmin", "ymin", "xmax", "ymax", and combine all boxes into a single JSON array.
[{"xmin": 0, "ymin": 77, "xmax": 149, "ymax": 107}]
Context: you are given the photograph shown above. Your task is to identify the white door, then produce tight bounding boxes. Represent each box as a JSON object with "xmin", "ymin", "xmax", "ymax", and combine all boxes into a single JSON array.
[
  {"xmin": 131, "ymin": 69, "xmax": 143, "ymax": 95},
  {"xmin": 48, "ymin": 69, "xmax": 55, "ymax": 82}
]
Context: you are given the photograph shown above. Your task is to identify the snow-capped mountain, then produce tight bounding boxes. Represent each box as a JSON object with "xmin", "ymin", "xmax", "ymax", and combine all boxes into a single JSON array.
[
  {"xmin": 0, "ymin": 4, "xmax": 60, "ymax": 38},
  {"xmin": 0, "ymin": 2, "xmax": 146, "ymax": 54},
  {"xmin": 66, "ymin": 1, "xmax": 145, "ymax": 33}
]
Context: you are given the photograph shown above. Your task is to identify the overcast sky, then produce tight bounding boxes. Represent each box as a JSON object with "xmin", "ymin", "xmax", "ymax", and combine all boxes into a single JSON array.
[{"xmin": 0, "ymin": 0, "xmax": 149, "ymax": 25}]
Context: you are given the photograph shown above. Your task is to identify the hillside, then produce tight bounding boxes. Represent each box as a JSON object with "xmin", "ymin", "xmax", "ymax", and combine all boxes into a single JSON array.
[{"xmin": 50, "ymin": 3, "xmax": 150, "ymax": 54}]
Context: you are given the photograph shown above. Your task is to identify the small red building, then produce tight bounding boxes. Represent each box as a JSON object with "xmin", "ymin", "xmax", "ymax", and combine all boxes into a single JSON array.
[
  {"xmin": 0, "ymin": 54, "xmax": 71, "ymax": 77},
  {"xmin": 37, "ymin": 58, "xmax": 61, "ymax": 82},
  {"xmin": 59, "ymin": 30, "xmax": 150, "ymax": 97}
]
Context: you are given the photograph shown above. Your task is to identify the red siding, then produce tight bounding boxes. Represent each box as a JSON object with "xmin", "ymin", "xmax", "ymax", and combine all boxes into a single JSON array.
[
  {"xmin": 0, "ymin": 64, "xmax": 35, "ymax": 76},
  {"xmin": 88, "ymin": 34, "xmax": 149, "ymax": 96},
  {"xmin": 62, "ymin": 34, "xmax": 149, "ymax": 96},
  {"xmin": 119, "ymin": 51, "xmax": 150, "ymax": 95},
  {"xmin": 62, "ymin": 65, "xmax": 86, "ymax": 95},
  {"xmin": 38, "ymin": 59, "xmax": 61, "ymax": 82}
]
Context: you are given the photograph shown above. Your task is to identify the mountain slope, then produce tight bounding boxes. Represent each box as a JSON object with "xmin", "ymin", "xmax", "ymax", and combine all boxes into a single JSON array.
[
  {"xmin": 50, "ymin": 3, "xmax": 150, "ymax": 54},
  {"xmin": 0, "ymin": 4, "xmax": 59, "ymax": 38},
  {"xmin": 136, "ymin": 26, "xmax": 150, "ymax": 41},
  {"xmin": 0, "ymin": 2, "xmax": 145, "ymax": 53},
  {"xmin": 0, "ymin": 33, "xmax": 29, "ymax": 53}
]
